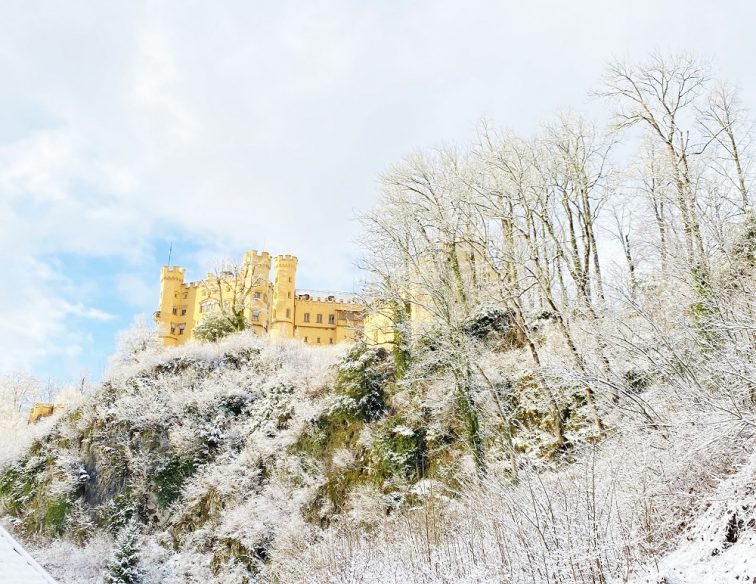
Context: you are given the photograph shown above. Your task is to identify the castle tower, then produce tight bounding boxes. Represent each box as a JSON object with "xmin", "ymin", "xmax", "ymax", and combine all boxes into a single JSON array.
[
  {"xmin": 157, "ymin": 266, "xmax": 186, "ymax": 346},
  {"xmin": 243, "ymin": 250, "xmax": 272, "ymax": 333},
  {"xmin": 270, "ymin": 254, "xmax": 297, "ymax": 341}
]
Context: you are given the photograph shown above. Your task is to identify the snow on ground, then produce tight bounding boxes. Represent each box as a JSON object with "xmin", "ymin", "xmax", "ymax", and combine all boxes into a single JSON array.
[
  {"xmin": 0, "ymin": 525, "xmax": 57, "ymax": 583},
  {"xmin": 33, "ymin": 536, "xmax": 111, "ymax": 584},
  {"xmin": 629, "ymin": 450, "xmax": 756, "ymax": 584}
]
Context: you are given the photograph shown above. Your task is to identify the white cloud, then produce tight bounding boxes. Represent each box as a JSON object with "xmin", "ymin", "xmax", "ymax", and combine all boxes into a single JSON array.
[
  {"xmin": 0, "ymin": 254, "xmax": 84, "ymax": 373},
  {"xmin": 1, "ymin": 0, "xmax": 755, "ymax": 375},
  {"xmin": 115, "ymin": 273, "xmax": 157, "ymax": 310},
  {"xmin": 64, "ymin": 305, "xmax": 116, "ymax": 322}
]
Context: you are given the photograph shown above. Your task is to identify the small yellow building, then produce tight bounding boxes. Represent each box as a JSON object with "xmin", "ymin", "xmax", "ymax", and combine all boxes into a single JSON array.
[
  {"xmin": 154, "ymin": 250, "xmax": 365, "ymax": 346},
  {"xmin": 28, "ymin": 403, "xmax": 64, "ymax": 424}
]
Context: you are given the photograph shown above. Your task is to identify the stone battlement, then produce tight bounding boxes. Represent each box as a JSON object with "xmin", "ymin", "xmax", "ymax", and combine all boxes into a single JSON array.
[
  {"xmin": 244, "ymin": 250, "xmax": 271, "ymax": 261},
  {"xmin": 161, "ymin": 266, "xmax": 186, "ymax": 278},
  {"xmin": 295, "ymin": 290, "xmax": 359, "ymax": 304}
]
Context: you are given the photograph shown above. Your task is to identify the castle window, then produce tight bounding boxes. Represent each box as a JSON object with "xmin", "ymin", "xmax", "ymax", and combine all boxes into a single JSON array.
[
  {"xmin": 200, "ymin": 300, "xmax": 217, "ymax": 314},
  {"xmin": 316, "ymin": 314, "xmax": 323, "ymax": 324},
  {"xmin": 288, "ymin": 292, "xmax": 291, "ymax": 299},
  {"xmin": 253, "ymin": 291, "xmax": 261, "ymax": 300},
  {"xmin": 181, "ymin": 307, "xmax": 187, "ymax": 316},
  {"xmin": 329, "ymin": 338, "xmax": 333, "ymax": 344},
  {"xmin": 170, "ymin": 324, "xmax": 176, "ymax": 334},
  {"xmin": 172, "ymin": 307, "xmax": 177, "ymax": 315},
  {"xmin": 317, "ymin": 337, "xmax": 321, "ymax": 344},
  {"xmin": 304, "ymin": 336, "xmax": 308, "ymax": 343},
  {"xmin": 286, "ymin": 308, "xmax": 291, "ymax": 318},
  {"xmin": 328, "ymin": 314, "xmax": 335, "ymax": 324},
  {"xmin": 289, "ymin": 277, "xmax": 292, "ymax": 283},
  {"xmin": 178, "ymin": 323, "xmax": 186, "ymax": 335},
  {"xmin": 303, "ymin": 313, "xmax": 310, "ymax": 323},
  {"xmin": 252, "ymin": 309, "xmax": 260, "ymax": 322}
]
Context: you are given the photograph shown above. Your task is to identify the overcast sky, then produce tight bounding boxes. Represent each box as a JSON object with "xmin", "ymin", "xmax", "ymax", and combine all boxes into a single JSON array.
[{"xmin": 1, "ymin": 0, "xmax": 755, "ymax": 382}]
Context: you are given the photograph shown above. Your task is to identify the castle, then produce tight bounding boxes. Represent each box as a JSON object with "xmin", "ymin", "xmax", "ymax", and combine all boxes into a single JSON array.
[{"xmin": 154, "ymin": 251, "xmax": 365, "ymax": 346}]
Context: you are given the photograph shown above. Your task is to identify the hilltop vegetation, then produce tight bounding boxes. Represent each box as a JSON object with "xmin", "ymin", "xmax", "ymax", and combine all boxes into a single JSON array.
[{"xmin": 2, "ymin": 53, "xmax": 756, "ymax": 583}]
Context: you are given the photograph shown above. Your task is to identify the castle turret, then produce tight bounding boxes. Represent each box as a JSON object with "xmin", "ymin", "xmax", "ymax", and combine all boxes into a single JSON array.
[
  {"xmin": 270, "ymin": 255, "xmax": 297, "ymax": 341},
  {"xmin": 243, "ymin": 250, "xmax": 272, "ymax": 290},
  {"xmin": 156, "ymin": 266, "xmax": 186, "ymax": 346},
  {"xmin": 243, "ymin": 250, "xmax": 272, "ymax": 333}
]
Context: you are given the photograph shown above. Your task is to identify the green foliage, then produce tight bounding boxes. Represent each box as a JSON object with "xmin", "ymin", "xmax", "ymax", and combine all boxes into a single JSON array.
[
  {"xmin": 105, "ymin": 487, "xmax": 139, "ymax": 534},
  {"xmin": 193, "ymin": 312, "xmax": 247, "ymax": 343},
  {"xmin": 372, "ymin": 419, "xmax": 427, "ymax": 480},
  {"xmin": 152, "ymin": 456, "xmax": 197, "ymax": 508},
  {"xmin": 105, "ymin": 520, "xmax": 143, "ymax": 584},
  {"xmin": 731, "ymin": 210, "xmax": 756, "ymax": 271},
  {"xmin": 331, "ymin": 342, "xmax": 394, "ymax": 423},
  {"xmin": 44, "ymin": 497, "xmax": 71, "ymax": 536},
  {"xmin": 387, "ymin": 300, "xmax": 412, "ymax": 379},
  {"xmin": 455, "ymin": 379, "xmax": 484, "ymax": 470},
  {"xmin": 690, "ymin": 262, "xmax": 723, "ymax": 348},
  {"xmin": 0, "ymin": 450, "xmax": 76, "ymax": 536},
  {"xmin": 0, "ymin": 456, "xmax": 43, "ymax": 516}
]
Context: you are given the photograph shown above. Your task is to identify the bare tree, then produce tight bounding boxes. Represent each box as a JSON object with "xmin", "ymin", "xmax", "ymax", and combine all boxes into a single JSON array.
[
  {"xmin": 602, "ymin": 54, "xmax": 709, "ymax": 266},
  {"xmin": 195, "ymin": 260, "xmax": 267, "ymax": 340},
  {"xmin": 698, "ymin": 82, "xmax": 753, "ymax": 214}
]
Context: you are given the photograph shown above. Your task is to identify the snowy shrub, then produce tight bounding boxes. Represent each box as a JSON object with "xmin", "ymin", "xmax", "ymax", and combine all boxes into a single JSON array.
[
  {"xmin": 192, "ymin": 313, "xmax": 244, "ymax": 343},
  {"xmin": 105, "ymin": 520, "xmax": 144, "ymax": 584},
  {"xmin": 331, "ymin": 342, "xmax": 393, "ymax": 423}
]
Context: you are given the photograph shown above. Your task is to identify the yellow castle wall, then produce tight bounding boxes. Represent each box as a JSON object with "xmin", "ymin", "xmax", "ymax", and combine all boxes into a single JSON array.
[
  {"xmin": 155, "ymin": 250, "xmax": 364, "ymax": 347},
  {"xmin": 292, "ymin": 296, "xmax": 362, "ymax": 345}
]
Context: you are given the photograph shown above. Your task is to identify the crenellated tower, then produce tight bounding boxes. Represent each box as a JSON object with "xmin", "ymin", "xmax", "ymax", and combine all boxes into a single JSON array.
[
  {"xmin": 242, "ymin": 250, "xmax": 272, "ymax": 333},
  {"xmin": 157, "ymin": 266, "xmax": 186, "ymax": 346},
  {"xmin": 270, "ymin": 254, "xmax": 297, "ymax": 341}
]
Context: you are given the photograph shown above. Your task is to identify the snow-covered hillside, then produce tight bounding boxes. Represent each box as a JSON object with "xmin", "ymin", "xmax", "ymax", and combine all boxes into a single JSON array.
[
  {"xmin": 0, "ymin": 326, "xmax": 753, "ymax": 583},
  {"xmin": 1, "ymin": 333, "xmax": 347, "ymax": 583}
]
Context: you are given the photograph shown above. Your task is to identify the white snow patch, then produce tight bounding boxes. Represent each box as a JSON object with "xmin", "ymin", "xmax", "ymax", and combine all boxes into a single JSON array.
[
  {"xmin": 627, "ymin": 451, "xmax": 756, "ymax": 584},
  {"xmin": 0, "ymin": 525, "xmax": 57, "ymax": 583}
]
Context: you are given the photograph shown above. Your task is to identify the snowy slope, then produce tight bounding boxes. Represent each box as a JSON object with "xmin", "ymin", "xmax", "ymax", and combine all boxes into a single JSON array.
[
  {"xmin": 630, "ymin": 451, "xmax": 756, "ymax": 584},
  {"xmin": 0, "ymin": 525, "xmax": 57, "ymax": 583}
]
